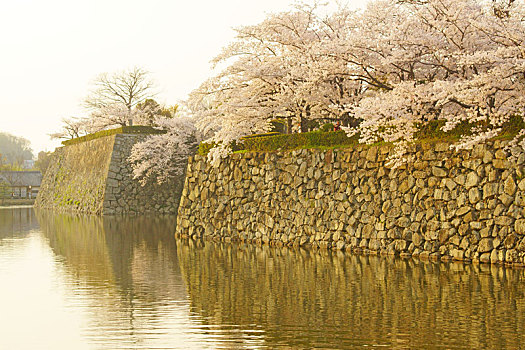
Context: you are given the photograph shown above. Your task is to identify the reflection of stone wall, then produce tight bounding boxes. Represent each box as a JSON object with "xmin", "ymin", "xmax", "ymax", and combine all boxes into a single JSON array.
[
  {"xmin": 36, "ymin": 209, "xmax": 182, "ymax": 300},
  {"xmin": 36, "ymin": 133, "xmax": 185, "ymax": 215},
  {"xmin": 177, "ymin": 239, "xmax": 525, "ymax": 349},
  {"xmin": 177, "ymin": 140, "xmax": 525, "ymax": 265},
  {"xmin": 36, "ymin": 209, "xmax": 115, "ymax": 283},
  {"xmin": 0, "ymin": 207, "xmax": 37, "ymax": 239}
]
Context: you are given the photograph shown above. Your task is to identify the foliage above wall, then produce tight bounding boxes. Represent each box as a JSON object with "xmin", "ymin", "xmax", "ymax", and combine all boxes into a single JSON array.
[
  {"xmin": 0, "ymin": 132, "xmax": 33, "ymax": 167},
  {"xmin": 61, "ymin": 126, "xmax": 166, "ymax": 146},
  {"xmin": 188, "ymin": 0, "xmax": 525, "ymax": 166},
  {"xmin": 198, "ymin": 117, "xmax": 525, "ymax": 156},
  {"xmin": 198, "ymin": 130, "xmax": 357, "ymax": 155}
]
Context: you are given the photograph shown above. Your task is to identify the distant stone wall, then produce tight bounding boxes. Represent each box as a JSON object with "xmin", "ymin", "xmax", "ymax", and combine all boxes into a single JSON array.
[
  {"xmin": 36, "ymin": 135, "xmax": 114, "ymax": 213},
  {"xmin": 176, "ymin": 141, "xmax": 525, "ymax": 266},
  {"xmin": 36, "ymin": 133, "xmax": 185, "ymax": 215}
]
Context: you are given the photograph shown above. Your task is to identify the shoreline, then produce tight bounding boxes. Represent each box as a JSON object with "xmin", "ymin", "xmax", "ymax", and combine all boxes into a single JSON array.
[
  {"xmin": 175, "ymin": 233, "xmax": 525, "ymax": 269},
  {"xmin": 0, "ymin": 199, "xmax": 35, "ymax": 207}
]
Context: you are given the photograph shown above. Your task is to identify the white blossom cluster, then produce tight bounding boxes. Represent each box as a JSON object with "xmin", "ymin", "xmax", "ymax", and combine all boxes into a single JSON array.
[
  {"xmin": 191, "ymin": 0, "xmax": 525, "ymax": 165},
  {"xmin": 189, "ymin": 2, "xmax": 363, "ymax": 165},
  {"xmin": 347, "ymin": 0, "xmax": 525, "ymax": 162},
  {"xmin": 128, "ymin": 110, "xmax": 200, "ymax": 185},
  {"xmin": 90, "ymin": 104, "xmax": 155, "ymax": 130}
]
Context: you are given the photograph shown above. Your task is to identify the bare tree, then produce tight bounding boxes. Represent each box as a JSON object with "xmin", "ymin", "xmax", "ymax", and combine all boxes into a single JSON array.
[
  {"xmin": 84, "ymin": 67, "xmax": 156, "ymax": 112},
  {"xmin": 50, "ymin": 67, "xmax": 159, "ymax": 141},
  {"xmin": 49, "ymin": 117, "xmax": 91, "ymax": 140}
]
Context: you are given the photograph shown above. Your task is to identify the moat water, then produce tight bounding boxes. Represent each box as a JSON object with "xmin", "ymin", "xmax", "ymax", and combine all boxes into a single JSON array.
[{"xmin": 1, "ymin": 207, "xmax": 525, "ymax": 349}]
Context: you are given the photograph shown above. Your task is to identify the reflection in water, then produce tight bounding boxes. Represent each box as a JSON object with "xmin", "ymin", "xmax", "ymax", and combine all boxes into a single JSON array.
[
  {"xmin": 178, "ymin": 240, "xmax": 525, "ymax": 349},
  {"xmin": 37, "ymin": 210, "xmax": 182, "ymax": 297},
  {"xmin": 34, "ymin": 210, "xmax": 203, "ymax": 349},
  {"xmin": 1, "ymin": 208, "xmax": 525, "ymax": 349},
  {"xmin": 0, "ymin": 206, "xmax": 38, "ymax": 240}
]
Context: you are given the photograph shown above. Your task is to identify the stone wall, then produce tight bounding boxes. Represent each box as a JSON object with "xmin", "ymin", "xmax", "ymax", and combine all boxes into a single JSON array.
[
  {"xmin": 36, "ymin": 133, "xmax": 185, "ymax": 215},
  {"xmin": 102, "ymin": 134, "xmax": 185, "ymax": 215},
  {"xmin": 36, "ymin": 135, "xmax": 114, "ymax": 213},
  {"xmin": 176, "ymin": 140, "xmax": 525, "ymax": 266}
]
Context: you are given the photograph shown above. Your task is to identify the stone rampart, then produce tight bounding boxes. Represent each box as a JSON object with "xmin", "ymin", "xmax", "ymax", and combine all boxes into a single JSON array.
[
  {"xmin": 176, "ymin": 141, "xmax": 525, "ymax": 265},
  {"xmin": 36, "ymin": 133, "xmax": 185, "ymax": 215}
]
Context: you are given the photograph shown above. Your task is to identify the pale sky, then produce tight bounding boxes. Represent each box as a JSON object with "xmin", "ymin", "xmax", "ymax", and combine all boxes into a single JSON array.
[{"xmin": 0, "ymin": 0, "xmax": 369, "ymax": 155}]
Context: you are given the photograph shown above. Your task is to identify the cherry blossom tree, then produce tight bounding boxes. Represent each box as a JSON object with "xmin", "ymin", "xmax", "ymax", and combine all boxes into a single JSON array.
[
  {"xmin": 88, "ymin": 103, "xmax": 159, "ymax": 130},
  {"xmin": 190, "ymin": 0, "xmax": 525, "ymax": 166},
  {"xmin": 81, "ymin": 67, "xmax": 158, "ymax": 130},
  {"xmin": 51, "ymin": 103, "xmax": 163, "ymax": 140},
  {"xmin": 52, "ymin": 67, "xmax": 161, "ymax": 140},
  {"xmin": 49, "ymin": 117, "xmax": 92, "ymax": 140},
  {"xmin": 54, "ymin": 0, "xmax": 525, "ymax": 178},
  {"xmin": 342, "ymin": 0, "xmax": 525, "ymax": 164},
  {"xmin": 191, "ymin": 2, "xmax": 364, "ymax": 164},
  {"xmin": 128, "ymin": 106, "xmax": 201, "ymax": 185}
]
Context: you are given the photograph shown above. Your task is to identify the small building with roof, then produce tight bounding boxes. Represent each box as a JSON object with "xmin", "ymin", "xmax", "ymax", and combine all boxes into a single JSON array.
[{"xmin": 0, "ymin": 171, "xmax": 42, "ymax": 199}]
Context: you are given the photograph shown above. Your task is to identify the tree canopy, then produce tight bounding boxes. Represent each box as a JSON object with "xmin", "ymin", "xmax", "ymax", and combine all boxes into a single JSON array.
[
  {"xmin": 35, "ymin": 151, "xmax": 52, "ymax": 175},
  {"xmin": 189, "ymin": 0, "xmax": 525, "ymax": 165},
  {"xmin": 51, "ymin": 66, "xmax": 176, "ymax": 141},
  {"xmin": 0, "ymin": 132, "xmax": 33, "ymax": 167},
  {"xmin": 51, "ymin": 0, "xmax": 525, "ymax": 181},
  {"xmin": 84, "ymin": 67, "xmax": 156, "ymax": 113},
  {"xmin": 52, "ymin": 67, "xmax": 161, "ymax": 140}
]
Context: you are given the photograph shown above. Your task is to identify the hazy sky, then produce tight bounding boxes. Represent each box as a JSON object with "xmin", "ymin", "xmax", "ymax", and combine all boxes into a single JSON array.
[{"xmin": 0, "ymin": 0, "xmax": 369, "ymax": 155}]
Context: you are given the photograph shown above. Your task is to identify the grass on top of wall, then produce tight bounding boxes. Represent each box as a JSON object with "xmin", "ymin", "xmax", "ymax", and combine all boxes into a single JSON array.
[
  {"xmin": 197, "ymin": 130, "xmax": 359, "ymax": 156},
  {"xmin": 415, "ymin": 117, "xmax": 525, "ymax": 142},
  {"xmin": 198, "ymin": 116, "xmax": 525, "ymax": 156},
  {"xmin": 61, "ymin": 126, "xmax": 166, "ymax": 146}
]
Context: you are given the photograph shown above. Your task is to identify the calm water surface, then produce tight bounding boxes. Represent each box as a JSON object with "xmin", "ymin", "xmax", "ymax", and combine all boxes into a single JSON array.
[{"xmin": 1, "ymin": 207, "xmax": 525, "ymax": 349}]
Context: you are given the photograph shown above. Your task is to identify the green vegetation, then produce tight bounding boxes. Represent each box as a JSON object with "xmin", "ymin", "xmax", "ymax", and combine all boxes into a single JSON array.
[
  {"xmin": 0, "ymin": 163, "xmax": 24, "ymax": 171},
  {"xmin": 243, "ymin": 132, "xmax": 281, "ymax": 139},
  {"xmin": 320, "ymin": 123, "xmax": 335, "ymax": 132},
  {"xmin": 198, "ymin": 130, "xmax": 358, "ymax": 156},
  {"xmin": 35, "ymin": 151, "xmax": 52, "ymax": 175},
  {"xmin": 414, "ymin": 116, "xmax": 525, "ymax": 142},
  {"xmin": 0, "ymin": 180, "xmax": 9, "ymax": 199},
  {"xmin": 240, "ymin": 130, "xmax": 357, "ymax": 152},
  {"xmin": 198, "ymin": 116, "xmax": 525, "ymax": 156},
  {"xmin": 270, "ymin": 119, "xmax": 287, "ymax": 133},
  {"xmin": 197, "ymin": 142, "xmax": 216, "ymax": 156},
  {"xmin": 61, "ymin": 126, "xmax": 166, "ymax": 146}
]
